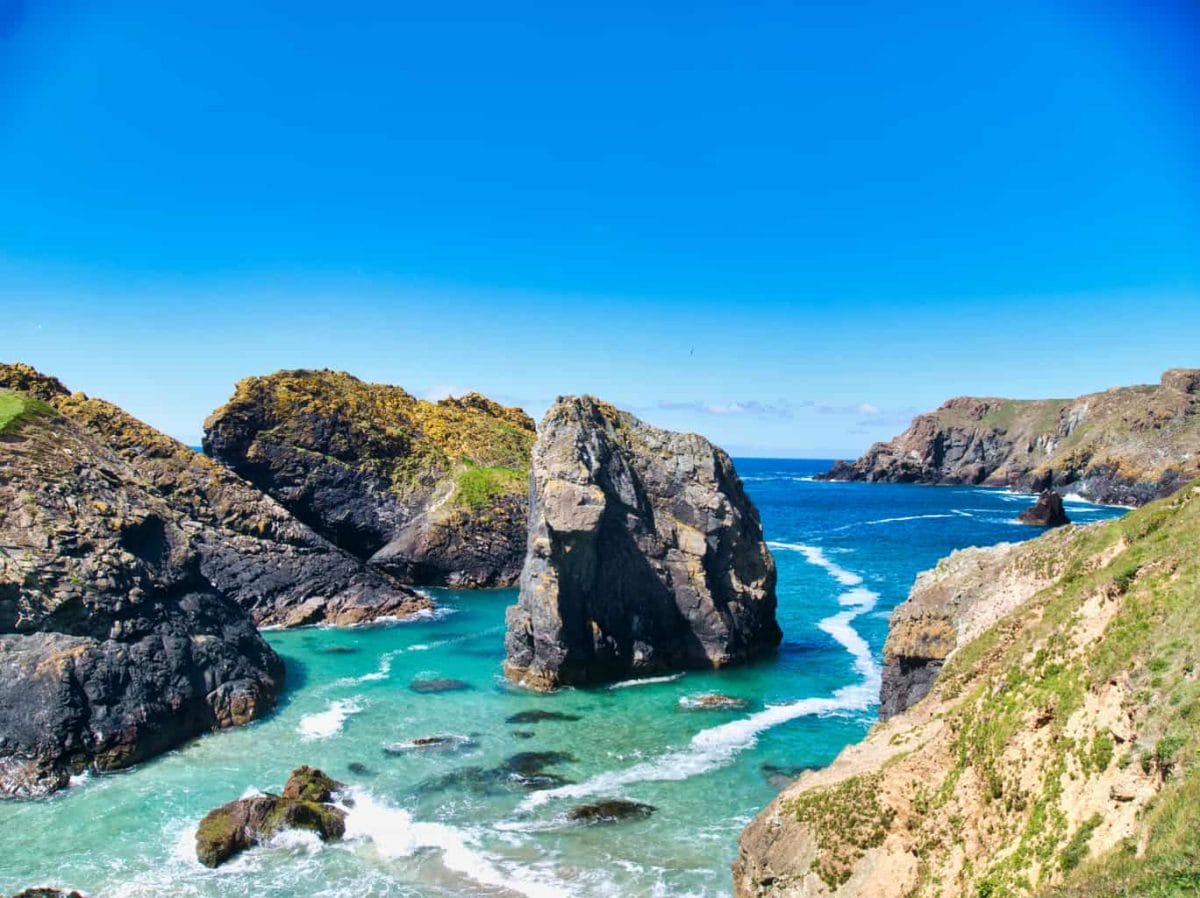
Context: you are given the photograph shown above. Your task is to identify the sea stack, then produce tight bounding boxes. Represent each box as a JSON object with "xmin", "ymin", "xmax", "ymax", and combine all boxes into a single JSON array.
[
  {"xmin": 504, "ymin": 396, "xmax": 781, "ymax": 690},
  {"xmin": 1016, "ymin": 489, "xmax": 1070, "ymax": 527}
]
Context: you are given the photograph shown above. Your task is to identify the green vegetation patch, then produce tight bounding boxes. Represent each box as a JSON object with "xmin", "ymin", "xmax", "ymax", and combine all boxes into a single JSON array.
[
  {"xmin": 452, "ymin": 464, "xmax": 527, "ymax": 510},
  {"xmin": 786, "ymin": 772, "xmax": 896, "ymax": 890},
  {"xmin": 0, "ymin": 390, "xmax": 53, "ymax": 433}
]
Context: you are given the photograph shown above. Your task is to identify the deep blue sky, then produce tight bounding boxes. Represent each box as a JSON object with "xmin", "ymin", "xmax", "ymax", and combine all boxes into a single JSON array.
[{"xmin": 2, "ymin": 1, "xmax": 1197, "ymax": 455}]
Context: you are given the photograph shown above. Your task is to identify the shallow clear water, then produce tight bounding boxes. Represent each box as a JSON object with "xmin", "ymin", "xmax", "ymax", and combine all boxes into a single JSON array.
[{"xmin": 0, "ymin": 462, "xmax": 1126, "ymax": 897}]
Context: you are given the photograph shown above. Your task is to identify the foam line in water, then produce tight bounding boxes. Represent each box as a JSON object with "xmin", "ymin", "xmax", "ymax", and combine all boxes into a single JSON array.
[
  {"xmin": 767, "ymin": 541, "xmax": 862, "ymax": 585},
  {"xmin": 607, "ymin": 673, "xmax": 685, "ymax": 689},
  {"xmin": 344, "ymin": 790, "xmax": 569, "ymax": 898},
  {"xmin": 522, "ymin": 544, "xmax": 881, "ymax": 810},
  {"xmin": 298, "ymin": 698, "xmax": 363, "ymax": 739}
]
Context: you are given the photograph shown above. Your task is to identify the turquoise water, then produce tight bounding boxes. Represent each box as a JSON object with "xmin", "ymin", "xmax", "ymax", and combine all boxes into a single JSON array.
[{"xmin": 0, "ymin": 462, "xmax": 1126, "ymax": 897}]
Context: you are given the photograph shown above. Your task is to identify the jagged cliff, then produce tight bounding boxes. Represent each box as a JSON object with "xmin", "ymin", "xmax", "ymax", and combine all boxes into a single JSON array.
[
  {"xmin": 504, "ymin": 395, "xmax": 780, "ymax": 689},
  {"xmin": 204, "ymin": 369, "xmax": 536, "ymax": 587},
  {"xmin": 0, "ymin": 364, "xmax": 429, "ymax": 627},
  {"xmin": 820, "ymin": 369, "xmax": 1200, "ymax": 506},
  {"xmin": 0, "ymin": 382, "xmax": 283, "ymax": 797},
  {"xmin": 734, "ymin": 482, "xmax": 1200, "ymax": 897}
]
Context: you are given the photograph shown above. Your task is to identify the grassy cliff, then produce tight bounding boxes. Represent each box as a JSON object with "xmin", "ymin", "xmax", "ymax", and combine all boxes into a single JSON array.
[{"xmin": 735, "ymin": 481, "xmax": 1200, "ymax": 897}]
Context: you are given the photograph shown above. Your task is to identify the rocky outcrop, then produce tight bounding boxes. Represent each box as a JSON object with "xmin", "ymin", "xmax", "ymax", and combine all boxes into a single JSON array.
[
  {"xmin": 1017, "ymin": 489, "xmax": 1070, "ymax": 527},
  {"xmin": 0, "ymin": 386, "xmax": 283, "ymax": 797},
  {"xmin": 734, "ymin": 482, "xmax": 1200, "ymax": 898},
  {"xmin": 878, "ymin": 536, "xmax": 1071, "ymax": 720},
  {"xmin": 195, "ymin": 766, "xmax": 347, "ymax": 867},
  {"xmin": 819, "ymin": 369, "xmax": 1200, "ymax": 506},
  {"xmin": 504, "ymin": 396, "xmax": 780, "ymax": 689},
  {"xmin": 0, "ymin": 364, "xmax": 429, "ymax": 628},
  {"xmin": 203, "ymin": 369, "xmax": 536, "ymax": 587}
]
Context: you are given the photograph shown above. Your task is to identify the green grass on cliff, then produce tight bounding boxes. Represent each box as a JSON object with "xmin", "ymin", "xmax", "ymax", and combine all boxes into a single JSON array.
[
  {"xmin": 0, "ymin": 390, "xmax": 53, "ymax": 433},
  {"xmin": 452, "ymin": 463, "xmax": 527, "ymax": 510},
  {"xmin": 922, "ymin": 481, "xmax": 1200, "ymax": 898}
]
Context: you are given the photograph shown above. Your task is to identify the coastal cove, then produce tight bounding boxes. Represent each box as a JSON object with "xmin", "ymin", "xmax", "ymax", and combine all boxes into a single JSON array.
[{"xmin": 0, "ymin": 461, "xmax": 1126, "ymax": 898}]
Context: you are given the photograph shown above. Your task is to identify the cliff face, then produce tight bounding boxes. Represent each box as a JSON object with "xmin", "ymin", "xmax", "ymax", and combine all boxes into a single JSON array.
[
  {"xmin": 734, "ymin": 482, "xmax": 1200, "ymax": 898},
  {"xmin": 203, "ymin": 370, "xmax": 536, "ymax": 587},
  {"xmin": 820, "ymin": 369, "xmax": 1200, "ymax": 506},
  {"xmin": 0, "ymin": 364, "xmax": 429, "ymax": 628},
  {"xmin": 0, "ymin": 385, "xmax": 282, "ymax": 797},
  {"xmin": 504, "ymin": 396, "xmax": 781, "ymax": 690}
]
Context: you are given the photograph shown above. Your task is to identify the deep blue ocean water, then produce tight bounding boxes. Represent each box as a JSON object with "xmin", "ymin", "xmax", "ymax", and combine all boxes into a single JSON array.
[{"xmin": 0, "ymin": 460, "xmax": 1126, "ymax": 897}]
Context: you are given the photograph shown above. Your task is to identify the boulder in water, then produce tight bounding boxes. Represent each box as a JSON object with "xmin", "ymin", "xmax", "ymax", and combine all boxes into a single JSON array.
[
  {"xmin": 567, "ymin": 799, "xmax": 655, "ymax": 824},
  {"xmin": 1017, "ymin": 490, "xmax": 1070, "ymax": 527},
  {"xmin": 195, "ymin": 767, "xmax": 347, "ymax": 868}
]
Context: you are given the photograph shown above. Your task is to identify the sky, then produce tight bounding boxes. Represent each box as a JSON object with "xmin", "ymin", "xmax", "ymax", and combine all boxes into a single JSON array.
[{"xmin": 1, "ymin": 1, "xmax": 1197, "ymax": 456}]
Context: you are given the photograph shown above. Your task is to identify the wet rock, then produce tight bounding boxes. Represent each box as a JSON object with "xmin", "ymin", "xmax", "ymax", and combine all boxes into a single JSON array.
[
  {"xmin": 679, "ymin": 693, "xmax": 749, "ymax": 711},
  {"xmin": 566, "ymin": 799, "xmax": 655, "ymax": 824},
  {"xmin": 760, "ymin": 763, "xmax": 818, "ymax": 789},
  {"xmin": 1017, "ymin": 490, "xmax": 1071, "ymax": 527},
  {"xmin": 9, "ymin": 890, "xmax": 85, "ymax": 898},
  {"xmin": 505, "ymin": 396, "xmax": 780, "ymax": 689},
  {"xmin": 203, "ymin": 369, "xmax": 536, "ymax": 587},
  {"xmin": 195, "ymin": 766, "xmax": 346, "ymax": 868},
  {"xmin": 409, "ymin": 678, "xmax": 472, "ymax": 694},
  {"xmin": 383, "ymin": 735, "xmax": 474, "ymax": 754},
  {"xmin": 505, "ymin": 710, "xmax": 582, "ymax": 724}
]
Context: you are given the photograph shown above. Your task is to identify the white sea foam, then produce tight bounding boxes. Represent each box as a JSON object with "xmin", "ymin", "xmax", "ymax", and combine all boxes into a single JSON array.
[
  {"xmin": 344, "ymin": 790, "xmax": 569, "ymax": 898},
  {"xmin": 298, "ymin": 698, "xmax": 363, "ymax": 739},
  {"xmin": 767, "ymin": 541, "xmax": 862, "ymax": 585},
  {"xmin": 522, "ymin": 543, "xmax": 880, "ymax": 811},
  {"xmin": 607, "ymin": 673, "xmax": 685, "ymax": 689}
]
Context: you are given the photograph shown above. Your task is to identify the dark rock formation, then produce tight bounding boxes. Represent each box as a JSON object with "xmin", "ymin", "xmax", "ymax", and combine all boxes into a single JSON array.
[
  {"xmin": 819, "ymin": 369, "xmax": 1200, "ymax": 506},
  {"xmin": 8, "ymin": 890, "xmax": 85, "ymax": 898},
  {"xmin": 203, "ymin": 369, "xmax": 536, "ymax": 587},
  {"xmin": 408, "ymin": 677, "xmax": 471, "ymax": 693},
  {"xmin": 195, "ymin": 766, "xmax": 347, "ymax": 868},
  {"xmin": 0, "ymin": 385, "xmax": 283, "ymax": 798},
  {"xmin": 1017, "ymin": 490, "xmax": 1070, "ymax": 527},
  {"xmin": 504, "ymin": 709, "xmax": 581, "ymax": 724},
  {"xmin": 567, "ymin": 799, "xmax": 655, "ymax": 824},
  {"xmin": 504, "ymin": 396, "xmax": 781, "ymax": 690},
  {"xmin": 0, "ymin": 363, "xmax": 430, "ymax": 628}
]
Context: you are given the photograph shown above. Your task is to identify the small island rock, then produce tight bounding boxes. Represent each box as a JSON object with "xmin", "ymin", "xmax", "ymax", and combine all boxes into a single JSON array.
[{"xmin": 1017, "ymin": 489, "xmax": 1071, "ymax": 527}]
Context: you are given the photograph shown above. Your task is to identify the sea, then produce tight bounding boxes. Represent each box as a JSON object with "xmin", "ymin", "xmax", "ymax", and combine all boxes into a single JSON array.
[{"xmin": 0, "ymin": 459, "xmax": 1127, "ymax": 897}]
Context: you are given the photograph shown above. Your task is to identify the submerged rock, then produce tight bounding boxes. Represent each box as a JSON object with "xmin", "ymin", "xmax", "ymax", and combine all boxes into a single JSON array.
[
  {"xmin": 679, "ymin": 693, "xmax": 750, "ymax": 711},
  {"xmin": 504, "ymin": 396, "xmax": 781, "ymax": 690},
  {"xmin": 566, "ymin": 799, "xmax": 655, "ymax": 824},
  {"xmin": 383, "ymin": 735, "xmax": 474, "ymax": 754},
  {"xmin": 408, "ymin": 677, "xmax": 472, "ymax": 694},
  {"xmin": 346, "ymin": 762, "xmax": 372, "ymax": 776},
  {"xmin": 203, "ymin": 369, "xmax": 536, "ymax": 587},
  {"xmin": 504, "ymin": 710, "xmax": 582, "ymax": 724},
  {"xmin": 416, "ymin": 751, "xmax": 575, "ymax": 796},
  {"xmin": 195, "ymin": 767, "xmax": 347, "ymax": 868},
  {"xmin": 1017, "ymin": 490, "xmax": 1071, "ymax": 527}
]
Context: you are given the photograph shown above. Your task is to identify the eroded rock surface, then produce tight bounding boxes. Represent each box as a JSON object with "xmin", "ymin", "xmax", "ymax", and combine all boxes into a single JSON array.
[
  {"xmin": 504, "ymin": 396, "xmax": 780, "ymax": 689},
  {"xmin": 819, "ymin": 369, "xmax": 1200, "ymax": 505},
  {"xmin": 0, "ymin": 381, "xmax": 282, "ymax": 797},
  {"xmin": 203, "ymin": 369, "xmax": 536, "ymax": 587},
  {"xmin": 0, "ymin": 363, "xmax": 430, "ymax": 628}
]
